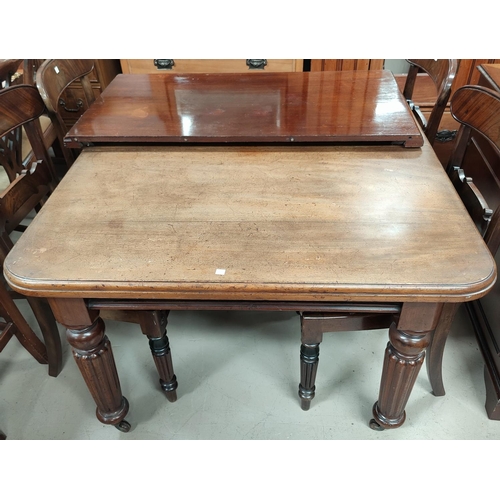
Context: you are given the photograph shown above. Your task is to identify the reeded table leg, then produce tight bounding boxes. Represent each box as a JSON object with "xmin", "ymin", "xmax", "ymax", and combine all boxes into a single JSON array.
[
  {"xmin": 49, "ymin": 298, "xmax": 130, "ymax": 432},
  {"xmin": 139, "ymin": 311, "xmax": 178, "ymax": 402},
  {"xmin": 298, "ymin": 313, "xmax": 323, "ymax": 410},
  {"xmin": 370, "ymin": 303, "xmax": 443, "ymax": 430}
]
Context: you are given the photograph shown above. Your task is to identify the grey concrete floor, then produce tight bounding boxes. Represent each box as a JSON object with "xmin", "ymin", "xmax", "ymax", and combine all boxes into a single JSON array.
[{"xmin": 1, "ymin": 301, "xmax": 500, "ymax": 441}]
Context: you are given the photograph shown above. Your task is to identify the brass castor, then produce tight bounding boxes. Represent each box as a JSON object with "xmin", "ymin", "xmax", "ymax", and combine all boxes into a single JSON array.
[
  {"xmin": 300, "ymin": 399, "xmax": 311, "ymax": 411},
  {"xmin": 114, "ymin": 420, "xmax": 132, "ymax": 433},
  {"xmin": 165, "ymin": 390, "xmax": 177, "ymax": 403},
  {"xmin": 369, "ymin": 418, "xmax": 385, "ymax": 431},
  {"xmin": 161, "ymin": 376, "xmax": 178, "ymax": 403}
]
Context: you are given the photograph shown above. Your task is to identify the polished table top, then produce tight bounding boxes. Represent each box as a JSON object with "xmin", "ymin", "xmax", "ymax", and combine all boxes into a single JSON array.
[
  {"xmin": 65, "ymin": 70, "xmax": 424, "ymax": 148},
  {"xmin": 4, "ymin": 143, "xmax": 495, "ymax": 303}
]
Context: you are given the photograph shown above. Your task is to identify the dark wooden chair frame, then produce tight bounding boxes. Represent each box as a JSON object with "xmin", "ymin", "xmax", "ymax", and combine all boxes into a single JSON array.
[
  {"xmin": 0, "ymin": 84, "xmax": 62, "ymax": 376},
  {"xmin": 0, "ymin": 60, "xmax": 69, "ymax": 184},
  {"xmin": 36, "ymin": 59, "xmax": 96, "ymax": 169},
  {"xmin": 427, "ymin": 84, "xmax": 500, "ymax": 419},
  {"xmin": 403, "ymin": 59, "xmax": 459, "ymax": 146}
]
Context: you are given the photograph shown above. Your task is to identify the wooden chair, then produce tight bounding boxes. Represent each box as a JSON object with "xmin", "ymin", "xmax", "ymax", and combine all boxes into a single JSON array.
[
  {"xmin": 0, "ymin": 84, "xmax": 62, "ymax": 376},
  {"xmin": 426, "ymin": 85, "xmax": 500, "ymax": 418},
  {"xmin": 298, "ymin": 305, "xmax": 398, "ymax": 413},
  {"xmin": 0, "ymin": 84, "xmax": 58, "ymax": 187},
  {"xmin": 0, "ymin": 60, "xmax": 64, "ymax": 188},
  {"xmin": 403, "ymin": 59, "xmax": 459, "ymax": 146},
  {"xmin": 36, "ymin": 59, "xmax": 96, "ymax": 168},
  {"xmin": 21, "ymin": 59, "xmax": 71, "ymax": 177}
]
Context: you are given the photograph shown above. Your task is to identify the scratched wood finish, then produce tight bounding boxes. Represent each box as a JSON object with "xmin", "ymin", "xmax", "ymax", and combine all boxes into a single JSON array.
[
  {"xmin": 4, "ymin": 143, "xmax": 495, "ymax": 302},
  {"xmin": 65, "ymin": 71, "xmax": 423, "ymax": 148}
]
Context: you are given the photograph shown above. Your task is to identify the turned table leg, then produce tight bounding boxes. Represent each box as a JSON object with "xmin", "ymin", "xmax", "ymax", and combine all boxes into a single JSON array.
[
  {"xmin": 138, "ymin": 311, "xmax": 178, "ymax": 402},
  {"xmin": 299, "ymin": 343, "xmax": 320, "ymax": 411},
  {"xmin": 370, "ymin": 302, "xmax": 443, "ymax": 430},
  {"xmin": 49, "ymin": 298, "xmax": 130, "ymax": 432}
]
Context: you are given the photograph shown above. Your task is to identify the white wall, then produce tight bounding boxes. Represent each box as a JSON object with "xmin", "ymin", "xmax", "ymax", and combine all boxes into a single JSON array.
[{"xmin": 384, "ymin": 59, "xmax": 410, "ymax": 74}]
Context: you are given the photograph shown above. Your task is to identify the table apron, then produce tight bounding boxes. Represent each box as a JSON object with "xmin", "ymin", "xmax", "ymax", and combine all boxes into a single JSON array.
[{"xmin": 87, "ymin": 299, "xmax": 403, "ymax": 314}]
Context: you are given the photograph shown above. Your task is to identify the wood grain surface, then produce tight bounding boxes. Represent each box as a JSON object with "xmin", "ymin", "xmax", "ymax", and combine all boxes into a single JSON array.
[{"xmin": 4, "ymin": 143, "xmax": 495, "ymax": 302}]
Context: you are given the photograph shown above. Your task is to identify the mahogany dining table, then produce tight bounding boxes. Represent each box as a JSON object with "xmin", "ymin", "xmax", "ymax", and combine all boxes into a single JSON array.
[{"xmin": 3, "ymin": 70, "xmax": 496, "ymax": 433}]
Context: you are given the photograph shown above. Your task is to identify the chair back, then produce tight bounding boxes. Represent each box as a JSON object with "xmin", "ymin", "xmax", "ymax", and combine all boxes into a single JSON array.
[
  {"xmin": 447, "ymin": 85, "xmax": 500, "ymax": 254},
  {"xmin": 0, "ymin": 153, "xmax": 60, "ymax": 375},
  {"xmin": 0, "ymin": 159, "xmax": 53, "ymax": 238},
  {"xmin": 36, "ymin": 59, "xmax": 95, "ymax": 132},
  {"xmin": 403, "ymin": 59, "xmax": 458, "ymax": 145},
  {"xmin": 0, "ymin": 84, "xmax": 55, "ymax": 183},
  {"xmin": 35, "ymin": 59, "xmax": 95, "ymax": 168},
  {"xmin": 22, "ymin": 59, "xmax": 45, "ymax": 85},
  {"xmin": 450, "ymin": 85, "xmax": 500, "ymax": 153}
]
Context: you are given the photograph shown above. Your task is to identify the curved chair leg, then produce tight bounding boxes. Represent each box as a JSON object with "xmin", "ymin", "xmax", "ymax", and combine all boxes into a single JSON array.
[
  {"xmin": 0, "ymin": 429, "xmax": 6, "ymax": 439},
  {"xmin": 11, "ymin": 318, "xmax": 48, "ymax": 364},
  {"xmin": 466, "ymin": 301, "xmax": 500, "ymax": 420},
  {"xmin": 26, "ymin": 297, "xmax": 63, "ymax": 377},
  {"xmin": 484, "ymin": 365, "xmax": 500, "ymax": 420},
  {"xmin": 426, "ymin": 303, "xmax": 461, "ymax": 397},
  {"xmin": 0, "ymin": 284, "xmax": 47, "ymax": 365}
]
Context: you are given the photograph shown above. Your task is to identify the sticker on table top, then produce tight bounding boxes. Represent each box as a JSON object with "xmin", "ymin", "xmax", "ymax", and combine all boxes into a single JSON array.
[
  {"xmin": 215, "ymin": 269, "xmax": 226, "ymax": 275},
  {"xmin": 54, "ymin": 66, "xmax": 60, "ymax": 74}
]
